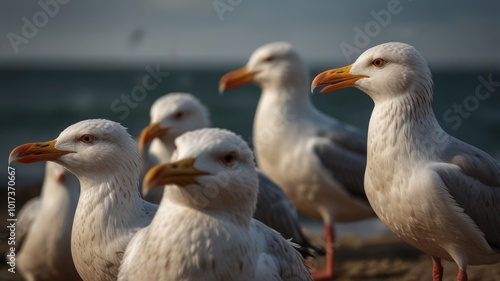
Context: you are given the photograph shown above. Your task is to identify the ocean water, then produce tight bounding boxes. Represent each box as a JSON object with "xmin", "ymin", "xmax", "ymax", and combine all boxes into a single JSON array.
[{"xmin": 2, "ymin": 67, "xmax": 500, "ymax": 235}]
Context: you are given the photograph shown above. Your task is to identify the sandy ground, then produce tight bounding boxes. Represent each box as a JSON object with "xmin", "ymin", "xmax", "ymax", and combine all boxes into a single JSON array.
[
  {"xmin": 1, "ymin": 181, "xmax": 499, "ymax": 281},
  {"xmin": 2, "ymin": 233, "xmax": 500, "ymax": 281},
  {"xmin": 309, "ymin": 235, "xmax": 500, "ymax": 281}
]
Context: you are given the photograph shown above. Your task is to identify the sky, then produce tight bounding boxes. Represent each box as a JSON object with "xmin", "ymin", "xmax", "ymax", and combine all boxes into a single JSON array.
[{"xmin": 0, "ymin": 0, "xmax": 499, "ymax": 69}]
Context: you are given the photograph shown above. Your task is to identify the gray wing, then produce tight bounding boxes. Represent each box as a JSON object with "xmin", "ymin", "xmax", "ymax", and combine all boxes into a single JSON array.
[
  {"xmin": 16, "ymin": 197, "xmax": 41, "ymax": 249},
  {"xmin": 318, "ymin": 120, "xmax": 367, "ymax": 155},
  {"xmin": 253, "ymin": 220, "xmax": 314, "ymax": 281},
  {"xmin": 313, "ymin": 124, "xmax": 368, "ymax": 201},
  {"xmin": 441, "ymin": 138, "xmax": 500, "ymax": 186},
  {"xmin": 254, "ymin": 170, "xmax": 324, "ymax": 257},
  {"xmin": 437, "ymin": 138, "xmax": 500, "ymax": 248}
]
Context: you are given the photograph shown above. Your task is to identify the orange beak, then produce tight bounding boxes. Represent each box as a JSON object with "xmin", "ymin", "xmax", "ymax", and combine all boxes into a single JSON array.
[
  {"xmin": 9, "ymin": 140, "xmax": 74, "ymax": 164},
  {"xmin": 138, "ymin": 122, "xmax": 168, "ymax": 154},
  {"xmin": 311, "ymin": 64, "xmax": 368, "ymax": 93},
  {"xmin": 219, "ymin": 66, "xmax": 260, "ymax": 93},
  {"xmin": 142, "ymin": 157, "xmax": 211, "ymax": 196}
]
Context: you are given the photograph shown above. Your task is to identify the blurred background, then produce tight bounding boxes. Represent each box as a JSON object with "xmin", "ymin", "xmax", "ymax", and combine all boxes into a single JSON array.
[{"xmin": 1, "ymin": 0, "xmax": 499, "ymax": 239}]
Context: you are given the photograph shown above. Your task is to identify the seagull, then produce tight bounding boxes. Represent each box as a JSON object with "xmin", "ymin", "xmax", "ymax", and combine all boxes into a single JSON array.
[
  {"xmin": 311, "ymin": 42, "xmax": 500, "ymax": 281},
  {"xmin": 16, "ymin": 162, "xmax": 82, "ymax": 281},
  {"xmin": 138, "ymin": 92, "xmax": 211, "ymax": 203},
  {"xmin": 139, "ymin": 92, "xmax": 211, "ymax": 176},
  {"xmin": 118, "ymin": 128, "xmax": 313, "ymax": 281},
  {"xmin": 219, "ymin": 41, "xmax": 375, "ymax": 279},
  {"xmin": 9, "ymin": 119, "xmax": 158, "ymax": 281},
  {"xmin": 138, "ymin": 92, "xmax": 323, "ymax": 258}
]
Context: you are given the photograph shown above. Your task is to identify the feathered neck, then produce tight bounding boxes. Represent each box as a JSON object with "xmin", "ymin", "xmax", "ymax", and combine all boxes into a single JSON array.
[
  {"xmin": 149, "ymin": 137, "xmax": 176, "ymax": 163},
  {"xmin": 368, "ymin": 87, "xmax": 448, "ymax": 158},
  {"xmin": 76, "ymin": 158, "xmax": 145, "ymax": 223},
  {"xmin": 256, "ymin": 80, "xmax": 316, "ymax": 126},
  {"xmin": 161, "ymin": 187, "xmax": 254, "ymax": 228}
]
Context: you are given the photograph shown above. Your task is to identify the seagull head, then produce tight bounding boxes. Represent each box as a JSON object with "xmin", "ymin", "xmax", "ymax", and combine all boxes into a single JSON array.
[
  {"xmin": 143, "ymin": 128, "xmax": 258, "ymax": 216},
  {"xmin": 9, "ymin": 119, "xmax": 140, "ymax": 183},
  {"xmin": 312, "ymin": 42, "xmax": 433, "ymax": 102},
  {"xmin": 219, "ymin": 41, "xmax": 309, "ymax": 93},
  {"xmin": 138, "ymin": 93, "xmax": 210, "ymax": 154}
]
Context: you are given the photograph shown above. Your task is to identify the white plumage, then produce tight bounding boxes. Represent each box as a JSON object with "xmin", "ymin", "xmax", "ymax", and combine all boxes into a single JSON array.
[
  {"xmin": 220, "ymin": 42, "xmax": 375, "ymax": 279},
  {"xmin": 312, "ymin": 42, "xmax": 500, "ymax": 281},
  {"xmin": 16, "ymin": 162, "xmax": 82, "ymax": 281},
  {"xmin": 119, "ymin": 128, "xmax": 312, "ymax": 281},
  {"xmin": 10, "ymin": 119, "xmax": 158, "ymax": 281},
  {"xmin": 138, "ymin": 92, "xmax": 323, "ymax": 258}
]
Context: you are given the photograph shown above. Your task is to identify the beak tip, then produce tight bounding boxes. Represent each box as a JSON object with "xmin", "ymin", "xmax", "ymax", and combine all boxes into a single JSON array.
[
  {"xmin": 142, "ymin": 179, "xmax": 152, "ymax": 197},
  {"xmin": 310, "ymin": 73, "xmax": 325, "ymax": 94},
  {"xmin": 8, "ymin": 145, "xmax": 26, "ymax": 165},
  {"xmin": 141, "ymin": 187, "xmax": 149, "ymax": 197},
  {"xmin": 138, "ymin": 123, "xmax": 168, "ymax": 153},
  {"xmin": 8, "ymin": 144, "xmax": 26, "ymax": 165},
  {"xmin": 218, "ymin": 85, "xmax": 226, "ymax": 94},
  {"xmin": 8, "ymin": 151, "xmax": 15, "ymax": 164}
]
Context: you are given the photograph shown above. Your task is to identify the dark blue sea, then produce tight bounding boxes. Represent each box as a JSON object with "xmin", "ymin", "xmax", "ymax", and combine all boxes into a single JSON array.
[{"xmin": 2, "ymin": 66, "xmax": 499, "ymax": 235}]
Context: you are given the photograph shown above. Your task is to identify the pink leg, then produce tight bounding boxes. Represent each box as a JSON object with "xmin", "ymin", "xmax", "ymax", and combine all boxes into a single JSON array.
[
  {"xmin": 457, "ymin": 268, "xmax": 467, "ymax": 281},
  {"xmin": 432, "ymin": 256, "xmax": 443, "ymax": 281},
  {"xmin": 311, "ymin": 224, "xmax": 335, "ymax": 280}
]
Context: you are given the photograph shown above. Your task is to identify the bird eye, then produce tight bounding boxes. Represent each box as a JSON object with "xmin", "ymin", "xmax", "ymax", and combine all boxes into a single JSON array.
[
  {"xmin": 174, "ymin": 112, "xmax": 183, "ymax": 120},
  {"xmin": 263, "ymin": 56, "xmax": 273, "ymax": 63},
  {"xmin": 372, "ymin": 58, "xmax": 386, "ymax": 68},
  {"xmin": 80, "ymin": 134, "xmax": 95, "ymax": 144},
  {"xmin": 221, "ymin": 152, "xmax": 237, "ymax": 167}
]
